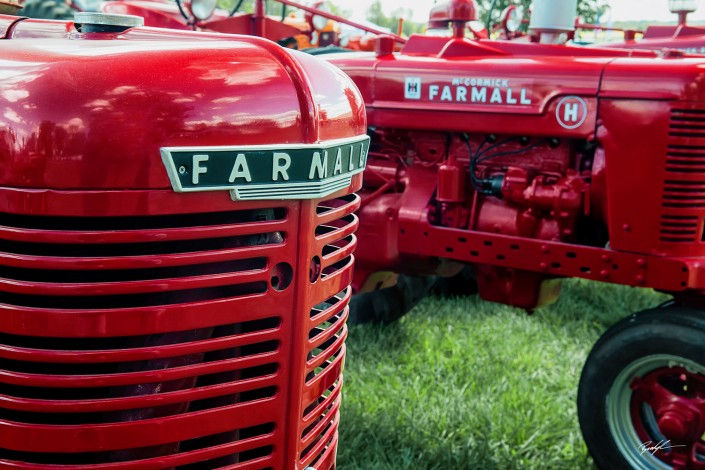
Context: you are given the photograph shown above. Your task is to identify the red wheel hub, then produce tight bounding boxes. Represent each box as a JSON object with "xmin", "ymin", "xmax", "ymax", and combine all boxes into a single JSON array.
[
  {"xmin": 658, "ymin": 409, "xmax": 695, "ymax": 442},
  {"xmin": 630, "ymin": 367, "xmax": 705, "ymax": 469}
]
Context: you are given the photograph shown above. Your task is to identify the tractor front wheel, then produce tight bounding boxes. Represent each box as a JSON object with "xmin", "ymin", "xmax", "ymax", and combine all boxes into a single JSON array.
[
  {"xmin": 347, "ymin": 274, "xmax": 437, "ymax": 325},
  {"xmin": 578, "ymin": 305, "xmax": 705, "ymax": 469},
  {"xmin": 18, "ymin": 0, "xmax": 73, "ymax": 19}
]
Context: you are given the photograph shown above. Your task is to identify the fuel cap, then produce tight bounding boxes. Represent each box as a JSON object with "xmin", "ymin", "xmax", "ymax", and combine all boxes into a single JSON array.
[{"xmin": 74, "ymin": 12, "xmax": 144, "ymax": 33}]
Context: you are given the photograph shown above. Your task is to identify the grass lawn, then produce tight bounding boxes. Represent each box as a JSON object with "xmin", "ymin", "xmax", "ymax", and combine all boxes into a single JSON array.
[{"xmin": 338, "ymin": 279, "xmax": 670, "ymax": 469}]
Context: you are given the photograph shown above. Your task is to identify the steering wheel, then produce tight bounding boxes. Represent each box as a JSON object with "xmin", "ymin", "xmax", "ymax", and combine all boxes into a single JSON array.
[
  {"xmin": 175, "ymin": 0, "xmax": 191, "ymax": 21},
  {"xmin": 485, "ymin": 0, "xmax": 526, "ymax": 39}
]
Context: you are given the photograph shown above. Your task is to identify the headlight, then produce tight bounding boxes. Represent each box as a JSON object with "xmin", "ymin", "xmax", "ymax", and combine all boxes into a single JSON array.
[
  {"xmin": 187, "ymin": 0, "xmax": 216, "ymax": 21},
  {"xmin": 312, "ymin": 2, "xmax": 330, "ymax": 30}
]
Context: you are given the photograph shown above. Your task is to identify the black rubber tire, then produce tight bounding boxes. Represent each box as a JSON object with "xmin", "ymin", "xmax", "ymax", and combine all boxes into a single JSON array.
[
  {"xmin": 432, "ymin": 266, "xmax": 478, "ymax": 297},
  {"xmin": 577, "ymin": 305, "xmax": 705, "ymax": 470},
  {"xmin": 347, "ymin": 274, "xmax": 437, "ymax": 325},
  {"xmin": 18, "ymin": 0, "xmax": 73, "ymax": 19},
  {"xmin": 302, "ymin": 46, "xmax": 353, "ymax": 56},
  {"xmin": 276, "ymin": 37, "xmax": 298, "ymax": 49}
]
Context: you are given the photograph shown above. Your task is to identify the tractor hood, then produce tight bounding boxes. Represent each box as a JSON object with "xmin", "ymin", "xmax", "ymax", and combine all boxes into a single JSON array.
[
  {"xmin": 0, "ymin": 16, "xmax": 366, "ymax": 190},
  {"xmin": 323, "ymin": 34, "xmax": 679, "ymax": 138}
]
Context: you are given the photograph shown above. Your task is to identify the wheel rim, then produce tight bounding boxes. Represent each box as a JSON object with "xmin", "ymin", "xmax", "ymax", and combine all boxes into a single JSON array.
[{"xmin": 607, "ymin": 354, "xmax": 705, "ymax": 469}]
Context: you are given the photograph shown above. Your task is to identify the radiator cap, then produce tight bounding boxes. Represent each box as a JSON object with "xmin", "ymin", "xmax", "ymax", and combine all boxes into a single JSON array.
[{"xmin": 74, "ymin": 12, "xmax": 144, "ymax": 33}]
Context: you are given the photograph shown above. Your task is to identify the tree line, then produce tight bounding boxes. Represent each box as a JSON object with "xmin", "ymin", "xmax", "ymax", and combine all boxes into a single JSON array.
[{"xmin": 214, "ymin": 0, "xmax": 606, "ymax": 36}]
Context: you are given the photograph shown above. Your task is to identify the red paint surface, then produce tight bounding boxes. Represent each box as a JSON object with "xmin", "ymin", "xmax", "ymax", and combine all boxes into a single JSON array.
[{"xmin": 0, "ymin": 17, "xmax": 366, "ymax": 469}]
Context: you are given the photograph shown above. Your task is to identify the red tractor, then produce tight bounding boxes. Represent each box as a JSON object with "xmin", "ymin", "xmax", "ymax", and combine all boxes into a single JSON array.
[
  {"xmin": 15, "ymin": 0, "xmax": 402, "ymax": 51},
  {"xmin": 323, "ymin": 0, "xmax": 705, "ymax": 467},
  {"xmin": 0, "ymin": 12, "xmax": 367, "ymax": 469},
  {"xmin": 605, "ymin": 0, "xmax": 705, "ymax": 53},
  {"xmin": 98, "ymin": 0, "xmax": 402, "ymax": 50}
]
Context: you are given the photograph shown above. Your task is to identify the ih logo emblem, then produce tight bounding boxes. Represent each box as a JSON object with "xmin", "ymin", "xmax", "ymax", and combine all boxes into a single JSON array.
[
  {"xmin": 556, "ymin": 95, "xmax": 588, "ymax": 130},
  {"xmin": 405, "ymin": 77, "xmax": 421, "ymax": 99}
]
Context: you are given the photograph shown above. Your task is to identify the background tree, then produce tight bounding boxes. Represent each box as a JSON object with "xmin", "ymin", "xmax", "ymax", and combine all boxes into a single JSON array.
[
  {"xmin": 214, "ymin": 0, "xmax": 606, "ymax": 37},
  {"xmin": 365, "ymin": 0, "xmax": 424, "ymax": 35},
  {"xmin": 217, "ymin": 0, "xmax": 253, "ymax": 14},
  {"xmin": 328, "ymin": 2, "xmax": 351, "ymax": 19},
  {"xmin": 215, "ymin": 0, "xmax": 352, "ymax": 23},
  {"xmin": 477, "ymin": 0, "xmax": 607, "ymax": 27},
  {"xmin": 366, "ymin": 0, "xmax": 604, "ymax": 38}
]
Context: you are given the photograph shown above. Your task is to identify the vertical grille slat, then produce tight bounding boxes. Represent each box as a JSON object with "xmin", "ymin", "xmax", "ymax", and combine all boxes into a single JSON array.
[
  {"xmin": 302, "ymin": 380, "xmax": 343, "ymax": 425},
  {"xmin": 300, "ymin": 398, "xmax": 342, "ymax": 458},
  {"xmin": 293, "ymin": 193, "xmax": 361, "ymax": 469},
  {"xmin": 299, "ymin": 409, "xmax": 340, "ymax": 469}
]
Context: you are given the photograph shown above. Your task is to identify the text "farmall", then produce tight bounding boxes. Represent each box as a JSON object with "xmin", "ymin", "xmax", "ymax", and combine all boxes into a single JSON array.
[{"xmin": 429, "ymin": 77, "xmax": 532, "ymax": 105}]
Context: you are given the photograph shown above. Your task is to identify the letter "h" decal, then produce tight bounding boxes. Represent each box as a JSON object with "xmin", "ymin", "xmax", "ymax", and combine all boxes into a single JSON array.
[{"xmin": 556, "ymin": 96, "xmax": 588, "ymax": 130}]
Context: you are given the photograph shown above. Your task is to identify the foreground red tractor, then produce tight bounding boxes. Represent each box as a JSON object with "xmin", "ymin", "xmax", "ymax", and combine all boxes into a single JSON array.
[
  {"xmin": 0, "ymin": 12, "xmax": 367, "ymax": 468},
  {"xmin": 324, "ymin": 0, "xmax": 705, "ymax": 467}
]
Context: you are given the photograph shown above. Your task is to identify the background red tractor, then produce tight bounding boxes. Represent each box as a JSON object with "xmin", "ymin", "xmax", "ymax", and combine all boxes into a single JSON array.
[
  {"xmin": 603, "ymin": 0, "xmax": 705, "ymax": 53},
  {"xmin": 14, "ymin": 0, "xmax": 402, "ymax": 50},
  {"xmin": 0, "ymin": 12, "xmax": 367, "ymax": 468},
  {"xmin": 482, "ymin": 0, "xmax": 705, "ymax": 54},
  {"xmin": 320, "ymin": 0, "xmax": 705, "ymax": 467}
]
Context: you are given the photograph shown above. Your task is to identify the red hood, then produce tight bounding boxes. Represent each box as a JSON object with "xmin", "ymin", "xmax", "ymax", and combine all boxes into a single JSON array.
[
  {"xmin": 0, "ymin": 17, "xmax": 366, "ymax": 190},
  {"xmin": 324, "ymin": 34, "xmax": 705, "ymax": 137}
]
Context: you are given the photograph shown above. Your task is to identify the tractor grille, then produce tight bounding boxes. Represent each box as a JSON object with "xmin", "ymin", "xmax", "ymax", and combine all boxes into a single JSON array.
[
  {"xmin": 0, "ymin": 189, "xmax": 361, "ymax": 469},
  {"xmin": 0, "ymin": 205, "xmax": 292, "ymax": 468},
  {"xmin": 660, "ymin": 109, "xmax": 705, "ymax": 243},
  {"xmin": 296, "ymin": 193, "xmax": 359, "ymax": 469}
]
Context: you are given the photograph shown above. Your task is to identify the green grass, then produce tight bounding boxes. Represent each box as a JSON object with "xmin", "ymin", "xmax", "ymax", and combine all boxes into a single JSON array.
[{"xmin": 338, "ymin": 279, "xmax": 670, "ymax": 470}]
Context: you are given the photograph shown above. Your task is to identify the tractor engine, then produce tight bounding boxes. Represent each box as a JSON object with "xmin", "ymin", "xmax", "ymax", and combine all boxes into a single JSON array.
[
  {"xmin": 357, "ymin": 115, "xmax": 590, "ymax": 308},
  {"xmin": 365, "ymin": 127, "xmax": 585, "ymax": 240},
  {"xmin": 0, "ymin": 13, "xmax": 367, "ymax": 469}
]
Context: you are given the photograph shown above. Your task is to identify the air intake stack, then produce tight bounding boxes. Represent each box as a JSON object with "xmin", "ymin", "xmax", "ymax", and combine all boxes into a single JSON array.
[
  {"xmin": 528, "ymin": 0, "xmax": 578, "ymax": 43},
  {"xmin": 669, "ymin": 0, "xmax": 698, "ymax": 25}
]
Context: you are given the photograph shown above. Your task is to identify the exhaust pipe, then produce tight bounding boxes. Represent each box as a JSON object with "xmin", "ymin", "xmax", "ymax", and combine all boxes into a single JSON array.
[{"xmin": 528, "ymin": 0, "xmax": 578, "ymax": 44}]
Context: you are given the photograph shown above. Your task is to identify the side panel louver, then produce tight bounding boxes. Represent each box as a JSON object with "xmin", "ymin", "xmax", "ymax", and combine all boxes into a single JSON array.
[{"xmin": 660, "ymin": 109, "xmax": 705, "ymax": 244}]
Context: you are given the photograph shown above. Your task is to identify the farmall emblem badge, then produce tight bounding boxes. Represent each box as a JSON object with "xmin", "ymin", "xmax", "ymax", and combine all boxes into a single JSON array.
[
  {"xmin": 405, "ymin": 77, "xmax": 422, "ymax": 99},
  {"xmin": 161, "ymin": 136, "xmax": 370, "ymax": 201}
]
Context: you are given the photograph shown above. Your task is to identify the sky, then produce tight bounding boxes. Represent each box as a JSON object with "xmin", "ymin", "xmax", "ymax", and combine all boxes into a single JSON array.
[{"xmin": 345, "ymin": 0, "xmax": 705, "ymax": 24}]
